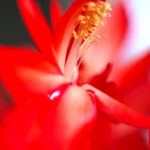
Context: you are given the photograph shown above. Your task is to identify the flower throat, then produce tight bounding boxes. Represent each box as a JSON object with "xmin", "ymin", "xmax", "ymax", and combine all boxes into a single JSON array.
[{"xmin": 64, "ymin": 1, "xmax": 111, "ymax": 83}]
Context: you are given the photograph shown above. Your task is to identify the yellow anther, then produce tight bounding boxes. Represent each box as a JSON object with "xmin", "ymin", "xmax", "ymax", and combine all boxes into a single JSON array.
[{"xmin": 73, "ymin": 0, "xmax": 112, "ymax": 40}]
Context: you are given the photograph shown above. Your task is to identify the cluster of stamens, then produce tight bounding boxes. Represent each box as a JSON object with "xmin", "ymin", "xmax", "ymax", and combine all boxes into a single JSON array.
[
  {"xmin": 65, "ymin": 1, "xmax": 111, "ymax": 82},
  {"xmin": 73, "ymin": 1, "xmax": 112, "ymax": 40}
]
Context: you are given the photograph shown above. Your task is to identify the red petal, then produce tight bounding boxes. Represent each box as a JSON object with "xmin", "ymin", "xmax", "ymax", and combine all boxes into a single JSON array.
[
  {"xmin": 87, "ymin": 64, "xmax": 116, "ymax": 96},
  {"xmin": 0, "ymin": 45, "xmax": 65, "ymax": 105},
  {"xmin": 111, "ymin": 53, "xmax": 150, "ymax": 88},
  {"xmin": 17, "ymin": 0, "xmax": 58, "ymax": 64},
  {"xmin": 109, "ymin": 125, "xmax": 148, "ymax": 150},
  {"xmin": 50, "ymin": 0, "xmax": 63, "ymax": 29},
  {"xmin": 0, "ymin": 81, "xmax": 13, "ymax": 123},
  {"xmin": 91, "ymin": 112, "xmax": 111, "ymax": 150},
  {"xmin": 0, "ymin": 127, "xmax": 7, "ymax": 149},
  {"xmin": 4, "ymin": 85, "xmax": 96, "ymax": 150},
  {"xmin": 3, "ymin": 102, "xmax": 47, "ymax": 150},
  {"xmin": 44, "ymin": 85, "xmax": 96, "ymax": 150},
  {"xmin": 109, "ymin": 53, "xmax": 150, "ymax": 114},
  {"xmin": 82, "ymin": 84, "xmax": 150, "ymax": 128}
]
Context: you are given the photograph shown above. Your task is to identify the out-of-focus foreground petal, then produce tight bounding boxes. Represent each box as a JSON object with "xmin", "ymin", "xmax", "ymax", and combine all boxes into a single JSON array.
[
  {"xmin": 0, "ymin": 127, "xmax": 7, "ymax": 149},
  {"xmin": 111, "ymin": 53, "xmax": 150, "ymax": 115},
  {"xmin": 0, "ymin": 45, "xmax": 65, "ymax": 105},
  {"xmin": 1, "ymin": 85, "xmax": 96, "ymax": 150},
  {"xmin": 82, "ymin": 84, "xmax": 150, "ymax": 128},
  {"xmin": 111, "ymin": 53, "xmax": 150, "ymax": 88},
  {"xmin": 107, "ymin": 124, "xmax": 148, "ymax": 150},
  {"xmin": 50, "ymin": 0, "xmax": 63, "ymax": 29},
  {"xmin": 17, "ymin": 0, "xmax": 58, "ymax": 64},
  {"xmin": 44, "ymin": 85, "xmax": 96, "ymax": 150},
  {"xmin": 91, "ymin": 112, "xmax": 111, "ymax": 150}
]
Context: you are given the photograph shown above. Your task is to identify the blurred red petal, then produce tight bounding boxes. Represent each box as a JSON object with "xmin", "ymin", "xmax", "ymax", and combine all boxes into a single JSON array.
[
  {"xmin": 17, "ymin": 0, "xmax": 58, "ymax": 64},
  {"xmin": 107, "ymin": 124, "xmax": 148, "ymax": 150},
  {"xmin": 110, "ymin": 53, "xmax": 150, "ymax": 114},
  {"xmin": 44, "ymin": 85, "xmax": 96, "ymax": 150},
  {"xmin": 82, "ymin": 84, "xmax": 150, "ymax": 128},
  {"xmin": 6, "ymin": 105, "xmax": 42, "ymax": 150},
  {"xmin": 0, "ymin": 127, "xmax": 7, "ymax": 149},
  {"xmin": 91, "ymin": 112, "xmax": 111, "ymax": 150},
  {"xmin": 4, "ymin": 85, "xmax": 96, "ymax": 150},
  {"xmin": 50, "ymin": 0, "xmax": 63, "ymax": 29},
  {"xmin": 2, "ymin": 84, "xmax": 70, "ymax": 150},
  {"xmin": 112, "ymin": 53, "xmax": 150, "ymax": 88},
  {"xmin": 0, "ymin": 45, "xmax": 65, "ymax": 105},
  {"xmin": 0, "ymin": 81, "xmax": 13, "ymax": 124},
  {"xmin": 118, "ymin": 82, "xmax": 150, "ymax": 117}
]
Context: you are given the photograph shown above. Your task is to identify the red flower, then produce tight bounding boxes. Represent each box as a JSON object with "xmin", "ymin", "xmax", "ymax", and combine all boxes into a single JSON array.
[{"xmin": 0, "ymin": 0, "xmax": 150, "ymax": 149}]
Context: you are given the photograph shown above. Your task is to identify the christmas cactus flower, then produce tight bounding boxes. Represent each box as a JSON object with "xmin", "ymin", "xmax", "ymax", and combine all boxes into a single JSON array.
[{"xmin": 0, "ymin": 0, "xmax": 150, "ymax": 149}]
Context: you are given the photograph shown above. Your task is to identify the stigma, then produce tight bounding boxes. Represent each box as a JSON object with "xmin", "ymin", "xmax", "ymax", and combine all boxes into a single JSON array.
[{"xmin": 73, "ymin": 1, "xmax": 112, "ymax": 40}]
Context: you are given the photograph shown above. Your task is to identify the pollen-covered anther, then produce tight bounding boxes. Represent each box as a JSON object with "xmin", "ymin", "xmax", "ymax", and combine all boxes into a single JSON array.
[{"xmin": 73, "ymin": 1, "xmax": 112, "ymax": 40}]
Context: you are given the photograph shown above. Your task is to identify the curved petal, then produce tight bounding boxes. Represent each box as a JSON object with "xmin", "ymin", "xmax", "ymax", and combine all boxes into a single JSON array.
[
  {"xmin": 17, "ymin": 0, "xmax": 58, "ymax": 65},
  {"xmin": 0, "ymin": 45, "xmax": 65, "ymax": 105},
  {"xmin": 111, "ymin": 53, "xmax": 150, "ymax": 116},
  {"xmin": 44, "ymin": 85, "xmax": 96, "ymax": 150},
  {"xmin": 50, "ymin": 0, "xmax": 63, "ymax": 29},
  {"xmin": 82, "ymin": 84, "xmax": 150, "ymax": 128}
]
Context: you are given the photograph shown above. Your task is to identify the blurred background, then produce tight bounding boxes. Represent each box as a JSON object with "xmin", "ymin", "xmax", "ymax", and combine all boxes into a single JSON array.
[{"xmin": 0, "ymin": 0, "xmax": 69, "ymax": 45}]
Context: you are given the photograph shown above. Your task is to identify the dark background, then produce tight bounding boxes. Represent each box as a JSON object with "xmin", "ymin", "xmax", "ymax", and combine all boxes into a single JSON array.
[{"xmin": 0, "ymin": 0, "xmax": 69, "ymax": 46}]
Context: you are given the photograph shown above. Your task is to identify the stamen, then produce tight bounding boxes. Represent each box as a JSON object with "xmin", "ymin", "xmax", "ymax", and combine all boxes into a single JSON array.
[
  {"xmin": 64, "ymin": 1, "xmax": 112, "ymax": 83},
  {"xmin": 73, "ymin": 1, "xmax": 112, "ymax": 40}
]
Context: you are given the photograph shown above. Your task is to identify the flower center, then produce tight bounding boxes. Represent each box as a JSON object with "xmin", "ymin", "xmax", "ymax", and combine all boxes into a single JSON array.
[
  {"xmin": 73, "ymin": 1, "xmax": 111, "ymax": 40},
  {"xmin": 64, "ymin": 1, "xmax": 111, "ymax": 83}
]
